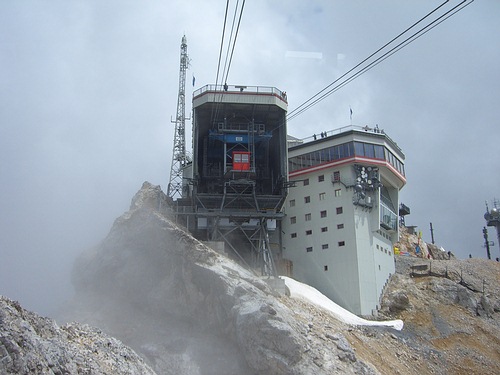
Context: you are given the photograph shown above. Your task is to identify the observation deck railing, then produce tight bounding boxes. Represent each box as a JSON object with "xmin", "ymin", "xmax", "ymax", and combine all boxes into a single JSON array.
[{"xmin": 193, "ymin": 84, "xmax": 287, "ymax": 102}]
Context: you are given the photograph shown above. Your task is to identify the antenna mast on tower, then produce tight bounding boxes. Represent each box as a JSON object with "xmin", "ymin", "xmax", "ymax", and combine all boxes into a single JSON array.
[{"xmin": 168, "ymin": 35, "xmax": 190, "ymax": 199}]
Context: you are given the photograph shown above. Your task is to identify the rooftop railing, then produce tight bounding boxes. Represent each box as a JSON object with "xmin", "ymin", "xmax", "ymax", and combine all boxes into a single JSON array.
[
  {"xmin": 193, "ymin": 84, "xmax": 287, "ymax": 102},
  {"xmin": 295, "ymin": 124, "xmax": 403, "ymax": 155}
]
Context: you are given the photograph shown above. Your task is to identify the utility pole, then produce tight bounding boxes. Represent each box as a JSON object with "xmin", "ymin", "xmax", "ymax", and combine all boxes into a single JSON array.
[
  {"xmin": 430, "ymin": 222, "xmax": 435, "ymax": 244},
  {"xmin": 483, "ymin": 226, "xmax": 492, "ymax": 260},
  {"xmin": 167, "ymin": 35, "xmax": 190, "ymax": 199},
  {"xmin": 484, "ymin": 199, "xmax": 500, "ymax": 259}
]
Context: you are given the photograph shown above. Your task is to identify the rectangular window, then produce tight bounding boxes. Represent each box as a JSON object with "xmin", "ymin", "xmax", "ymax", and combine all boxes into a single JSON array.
[
  {"xmin": 304, "ymin": 196, "xmax": 311, "ymax": 204},
  {"xmin": 322, "ymin": 244, "xmax": 329, "ymax": 249},
  {"xmin": 319, "ymin": 192, "xmax": 326, "ymax": 201},
  {"xmin": 337, "ymin": 223, "xmax": 344, "ymax": 229},
  {"xmin": 306, "ymin": 247, "xmax": 313, "ymax": 253},
  {"xmin": 306, "ymin": 229, "xmax": 312, "ymax": 235},
  {"xmin": 332, "ymin": 171, "xmax": 340, "ymax": 182},
  {"xmin": 324, "ymin": 265, "xmax": 328, "ymax": 271},
  {"xmin": 318, "ymin": 175, "xmax": 325, "ymax": 182},
  {"xmin": 321, "ymin": 226, "xmax": 328, "ymax": 232},
  {"xmin": 338, "ymin": 241, "xmax": 345, "ymax": 247},
  {"xmin": 374, "ymin": 145, "xmax": 385, "ymax": 160},
  {"xmin": 320, "ymin": 210, "xmax": 327, "ymax": 218},
  {"xmin": 290, "ymin": 233, "xmax": 297, "ymax": 238},
  {"xmin": 336, "ymin": 207, "xmax": 343, "ymax": 215},
  {"xmin": 303, "ymin": 178, "xmax": 309, "ymax": 186},
  {"xmin": 354, "ymin": 142, "xmax": 365, "ymax": 156},
  {"xmin": 364, "ymin": 143, "xmax": 375, "ymax": 158},
  {"xmin": 290, "ymin": 216, "xmax": 296, "ymax": 224},
  {"xmin": 305, "ymin": 213, "xmax": 312, "ymax": 221},
  {"xmin": 289, "ymin": 199, "xmax": 295, "ymax": 207},
  {"xmin": 334, "ymin": 189, "xmax": 341, "ymax": 197}
]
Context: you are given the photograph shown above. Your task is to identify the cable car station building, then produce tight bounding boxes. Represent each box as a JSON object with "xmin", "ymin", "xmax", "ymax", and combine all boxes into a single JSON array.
[
  {"xmin": 179, "ymin": 84, "xmax": 288, "ymax": 276},
  {"xmin": 282, "ymin": 126, "xmax": 406, "ymax": 315},
  {"xmin": 177, "ymin": 83, "xmax": 406, "ymax": 315}
]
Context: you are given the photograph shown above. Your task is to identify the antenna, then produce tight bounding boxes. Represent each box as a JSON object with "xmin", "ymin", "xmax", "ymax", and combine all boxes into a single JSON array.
[
  {"xmin": 484, "ymin": 198, "xmax": 500, "ymax": 259},
  {"xmin": 167, "ymin": 35, "xmax": 191, "ymax": 199}
]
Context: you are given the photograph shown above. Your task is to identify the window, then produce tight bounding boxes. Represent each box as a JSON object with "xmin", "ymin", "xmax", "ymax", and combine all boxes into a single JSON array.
[
  {"xmin": 332, "ymin": 171, "xmax": 340, "ymax": 182},
  {"xmin": 305, "ymin": 213, "xmax": 312, "ymax": 221},
  {"xmin": 322, "ymin": 244, "xmax": 329, "ymax": 249},
  {"xmin": 290, "ymin": 233, "xmax": 297, "ymax": 238},
  {"xmin": 306, "ymin": 229, "xmax": 312, "ymax": 235},
  {"xmin": 290, "ymin": 216, "xmax": 296, "ymax": 224},
  {"xmin": 337, "ymin": 223, "xmax": 344, "ymax": 229},
  {"xmin": 336, "ymin": 207, "xmax": 343, "ymax": 215},
  {"xmin": 306, "ymin": 247, "xmax": 313, "ymax": 253},
  {"xmin": 321, "ymin": 226, "xmax": 328, "ymax": 232},
  {"xmin": 334, "ymin": 189, "xmax": 341, "ymax": 197},
  {"xmin": 324, "ymin": 265, "xmax": 329, "ymax": 271},
  {"xmin": 318, "ymin": 175, "xmax": 325, "ymax": 182},
  {"xmin": 304, "ymin": 196, "xmax": 311, "ymax": 204},
  {"xmin": 289, "ymin": 199, "xmax": 295, "ymax": 207},
  {"xmin": 338, "ymin": 241, "xmax": 345, "ymax": 247},
  {"xmin": 303, "ymin": 178, "xmax": 309, "ymax": 186},
  {"xmin": 319, "ymin": 192, "xmax": 326, "ymax": 201},
  {"xmin": 320, "ymin": 210, "xmax": 327, "ymax": 218}
]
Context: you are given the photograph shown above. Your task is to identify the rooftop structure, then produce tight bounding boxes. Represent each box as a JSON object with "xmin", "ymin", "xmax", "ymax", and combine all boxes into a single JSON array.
[
  {"xmin": 484, "ymin": 199, "xmax": 500, "ymax": 259},
  {"xmin": 177, "ymin": 84, "xmax": 288, "ymax": 276},
  {"xmin": 282, "ymin": 125, "xmax": 406, "ymax": 315}
]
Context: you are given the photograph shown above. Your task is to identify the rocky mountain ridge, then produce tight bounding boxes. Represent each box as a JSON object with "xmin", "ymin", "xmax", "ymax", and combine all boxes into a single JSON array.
[
  {"xmin": 2, "ymin": 182, "xmax": 499, "ymax": 374},
  {"xmin": 0, "ymin": 296, "xmax": 155, "ymax": 374}
]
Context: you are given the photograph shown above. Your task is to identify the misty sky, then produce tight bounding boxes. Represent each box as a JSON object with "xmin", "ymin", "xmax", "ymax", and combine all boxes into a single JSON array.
[{"xmin": 1, "ymin": 0, "xmax": 499, "ymax": 316}]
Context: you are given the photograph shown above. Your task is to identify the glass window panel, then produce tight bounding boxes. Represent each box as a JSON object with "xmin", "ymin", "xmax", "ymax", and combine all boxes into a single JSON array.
[
  {"xmin": 374, "ymin": 145, "xmax": 384, "ymax": 159},
  {"xmin": 354, "ymin": 142, "xmax": 365, "ymax": 156},
  {"xmin": 364, "ymin": 143, "xmax": 375, "ymax": 158}
]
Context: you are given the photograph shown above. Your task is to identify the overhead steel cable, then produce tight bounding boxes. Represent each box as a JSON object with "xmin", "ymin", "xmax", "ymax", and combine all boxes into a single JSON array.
[
  {"xmin": 287, "ymin": 0, "xmax": 473, "ymax": 123},
  {"xmin": 286, "ymin": 0, "xmax": 451, "ymax": 120},
  {"xmin": 210, "ymin": 0, "xmax": 231, "ymax": 126},
  {"xmin": 212, "ymin": 0, "xmax": 246, "ymax": 125},
  {"xmin": 220, "ymin": 0, "xmax": 241, "ymax": 86},
  {"xmin": 223, "ymin": 0, "xmax": 246, "ymax": 85},
  {"xmin": 214, "ymin": 0, "xmax": 230, "ymax": 93}
]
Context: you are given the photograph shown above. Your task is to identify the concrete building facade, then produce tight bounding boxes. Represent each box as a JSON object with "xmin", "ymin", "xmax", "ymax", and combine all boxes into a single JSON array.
[{"xmin": 282, "ymin": 125, "xmax": 406, "ymax": 316}]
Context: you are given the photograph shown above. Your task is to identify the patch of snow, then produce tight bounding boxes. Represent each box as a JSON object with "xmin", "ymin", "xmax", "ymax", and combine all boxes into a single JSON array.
[{"xmin": 281, "ymin": 276, "xmax": 403, "ymax": 331}]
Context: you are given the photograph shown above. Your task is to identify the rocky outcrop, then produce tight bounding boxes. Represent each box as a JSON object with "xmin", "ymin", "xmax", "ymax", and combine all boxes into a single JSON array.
[
  {"xmin": 6, "ymin": 182, "xmax": 500, "ymax": 374},
  {"xmin": 376, "ymin": 255, "xmax": 500, "ymax": 374},
  {"xmin": 65, "ymin": 182, "xmax": 375, "ymax": 375},
  {"xmin": 0, "ymin": 295, "xmax": 156, "ymax": 375}
]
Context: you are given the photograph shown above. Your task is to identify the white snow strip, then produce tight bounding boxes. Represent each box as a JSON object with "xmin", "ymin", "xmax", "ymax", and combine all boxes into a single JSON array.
[{"xmin": 281, "ymin": 276, "xmax": 404, "ymax": 331}]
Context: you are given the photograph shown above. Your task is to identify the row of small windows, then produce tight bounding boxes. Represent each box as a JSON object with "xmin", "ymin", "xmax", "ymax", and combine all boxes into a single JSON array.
[
  {"xmin": 290, "ymin": 223, "xmax": 344, "ymax": 238},
  {"xmin": 376, "ymin": 243, "xmax": 392, "ymax": 256},
  {"xmin": 290, "ymin": 207, "xmax": 343, "ymax": 224},
  {"xmin": 377, "ymin": 230, "xmax": 392, "ymax": 240},
  {"xmin": 290, "ymin": 189, "xmax": 341, "ymax": 207},
  {"xmin": 289, "ymin": 141, "xmax": 405, "ymax": 176},
  {"xmin": 301, "ymin": 175, "xmax": 326, "ymax": 186},
  {"xmin": 290, "ymin": 224, "xmax": 344, "ymax": 238},
  {"xmin": 305, "ymin": 241, "xmax": 345, "ymax": 253}
]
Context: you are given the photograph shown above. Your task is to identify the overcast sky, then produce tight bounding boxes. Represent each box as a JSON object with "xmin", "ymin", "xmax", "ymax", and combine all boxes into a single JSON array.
[{"xmin": 1, "ymin": 0, "xmax": 499, "ymax": 316}]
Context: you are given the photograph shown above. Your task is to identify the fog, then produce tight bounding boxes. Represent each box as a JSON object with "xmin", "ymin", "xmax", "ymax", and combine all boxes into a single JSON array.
[{"xmin": 1, "ymin": 0, "xmax": 499, "ymax": 316}]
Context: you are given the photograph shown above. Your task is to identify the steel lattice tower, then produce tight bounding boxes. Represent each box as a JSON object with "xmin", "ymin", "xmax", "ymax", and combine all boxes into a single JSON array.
[{"xmin": 168, "ymin": 35, "xmax": 189, "ymax": 199}]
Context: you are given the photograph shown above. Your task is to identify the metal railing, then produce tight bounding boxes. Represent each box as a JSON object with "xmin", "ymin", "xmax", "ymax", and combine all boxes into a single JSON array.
[{"xmin": 193, "ymin": 84, "xmax": 285, "ymax": 99}]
